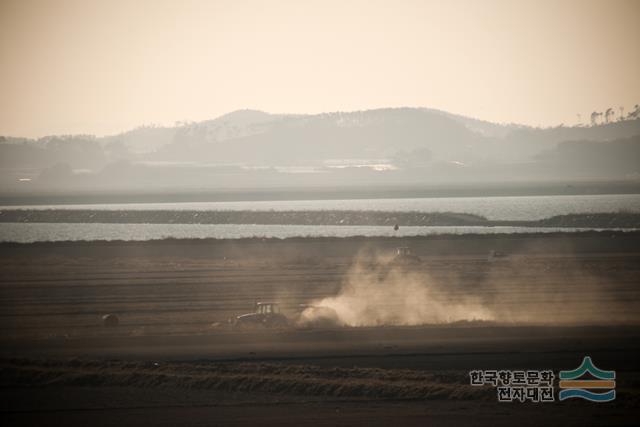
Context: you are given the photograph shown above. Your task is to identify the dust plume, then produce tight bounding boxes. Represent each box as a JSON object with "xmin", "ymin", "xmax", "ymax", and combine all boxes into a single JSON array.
[{"xmin": 300, "ymin": 252, "xmax": 494, "ymax": 327}]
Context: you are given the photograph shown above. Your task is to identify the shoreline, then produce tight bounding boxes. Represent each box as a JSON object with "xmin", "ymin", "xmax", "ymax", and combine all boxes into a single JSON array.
[
  {"xmin": 1, "ymin": 209, "xmax": 640, "ymax": 228},
  {"xmin": 2, "ymin": 180, "xmax": 640, "ymax": 205},
  {"xmin": 1, "ymin": 228, "xmax": 640, "ymax": 249}
]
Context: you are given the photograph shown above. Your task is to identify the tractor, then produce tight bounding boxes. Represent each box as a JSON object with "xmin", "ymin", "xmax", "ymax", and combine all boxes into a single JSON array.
[
  {"xmin": 393, "ymin": 246, "xmax": 421, "ymax": 265},
  {"xmin": 234, "ymin": 302, "xmax": 289, "ymax": 329}
]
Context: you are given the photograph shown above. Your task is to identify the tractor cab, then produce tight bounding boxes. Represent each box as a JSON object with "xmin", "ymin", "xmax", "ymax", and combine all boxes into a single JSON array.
[
  {"xmin": 256, "ymin": 302, "xmax": 280, "ymax": 315},
  {"xmin": 396, "ymin": 247, "xmax": 412, "ymax": 257}
]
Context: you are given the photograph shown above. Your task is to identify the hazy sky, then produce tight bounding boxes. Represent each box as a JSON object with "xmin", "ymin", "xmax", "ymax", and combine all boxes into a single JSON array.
[{"xmin": 1, "ymin": 0, "xmax": 639, "ymax": 137}]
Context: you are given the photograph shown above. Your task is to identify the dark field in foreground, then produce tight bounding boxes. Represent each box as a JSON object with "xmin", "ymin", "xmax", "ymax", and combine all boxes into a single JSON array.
[{"xmin": 1, "ymin": 233, "xmax": 639, "ymax": 425}]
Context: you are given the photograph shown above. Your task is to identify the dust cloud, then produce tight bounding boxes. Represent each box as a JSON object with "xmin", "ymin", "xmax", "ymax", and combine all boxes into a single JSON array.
[
  {"xmin": 298, "ymin": 243, "xmax": 640, "ymax": 328},
  {"xmin": 300, "ymin": 253, "xmax": 494, "ymax": 327}
]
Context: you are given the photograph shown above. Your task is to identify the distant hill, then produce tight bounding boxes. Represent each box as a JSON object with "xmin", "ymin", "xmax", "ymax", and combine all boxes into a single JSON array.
[
  {"xmin": 1, "ymin": 107, "xmax": 639, "ymax": 192},
  {"xmin": 110, "ymin": 107, "xmax": 640, "ymax": 163}
]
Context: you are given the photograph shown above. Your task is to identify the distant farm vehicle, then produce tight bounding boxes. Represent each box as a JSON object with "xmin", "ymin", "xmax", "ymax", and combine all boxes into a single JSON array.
[
  {"xmin": 234, "ymin": 302, "xmax": 290, "ymax": 329},
  {"xmin": 393, "ymin": 247, "xmax": 421, "ymax": 265},
  {"xmin": 487, "ymin": 250, "xmax": 508, "ymax": 262},
  {"xmin": 102, "ymin": 313, "xmax": 119, "ymax": 327}
]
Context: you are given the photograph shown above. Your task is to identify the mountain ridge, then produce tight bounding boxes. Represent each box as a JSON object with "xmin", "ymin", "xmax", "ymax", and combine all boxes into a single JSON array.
[{"xmin": 1, "ymin": 107, "xmax": 639, "ymax": 191}]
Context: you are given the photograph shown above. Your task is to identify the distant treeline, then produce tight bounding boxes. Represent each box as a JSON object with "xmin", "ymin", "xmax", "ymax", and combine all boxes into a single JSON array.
[{"xmin": 1, "ymin": 210, "xmax": 638, "ymax": 228}]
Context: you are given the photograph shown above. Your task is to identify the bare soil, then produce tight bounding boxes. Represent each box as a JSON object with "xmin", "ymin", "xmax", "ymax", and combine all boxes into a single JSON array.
[{"xmin": 1, "ymin": 233, "xmax": 639, "ymax": 426}]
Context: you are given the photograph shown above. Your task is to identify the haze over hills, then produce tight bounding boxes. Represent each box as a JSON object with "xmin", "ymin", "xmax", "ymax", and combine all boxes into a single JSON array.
[{"xmin": 1, "ymin": 107, "xmax": 639, "ymax": 193}]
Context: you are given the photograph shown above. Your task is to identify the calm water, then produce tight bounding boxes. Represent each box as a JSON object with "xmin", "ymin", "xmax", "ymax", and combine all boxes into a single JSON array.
[
  {"xmin": 0, "ymin": 222, "xmax": 634, "ymax": 243},
  {"xmin": 2, "ymin": 194, "xmax": 638, "ymax": 242},
  {"xmin": 3, "ymin": 194, "xmax": 640, "ymax": 221}
]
